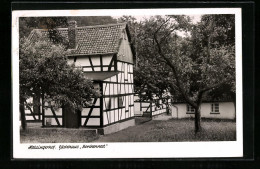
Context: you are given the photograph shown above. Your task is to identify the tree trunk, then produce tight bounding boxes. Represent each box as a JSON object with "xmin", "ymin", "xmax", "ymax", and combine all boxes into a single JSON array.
[
  {"xmin": 33, "ymin": 93, "xmax": 41, "ymax": 116},
  {"xmin": 194, "ymin": 107, "xmax": 201, "ymax": 133},
  {"xmin": 20, "ymin": 99, "xmax": 27, "ymax": 130},
  {"xmin": 231, "ymin": 92, "xmax": 236, "ymax": 113}
]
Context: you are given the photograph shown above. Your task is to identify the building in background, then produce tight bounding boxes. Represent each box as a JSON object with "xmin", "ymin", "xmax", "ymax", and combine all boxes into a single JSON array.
[{"xmin": 171, "ymin": 98, "xmax": 235, "ymax": 120}]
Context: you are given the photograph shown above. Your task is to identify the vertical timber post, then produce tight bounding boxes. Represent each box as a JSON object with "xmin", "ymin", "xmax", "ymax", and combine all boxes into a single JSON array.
[
  {"xmin": 100, "ymin": 55, "xmax": 103, "ymax": 72},
  {"xmin": 114, "ymin": 54, "xmax": 117, "ymax": 71},
  {"xmin": 100, "ymin": 81, "xmax": 103, "ymax": 127}
]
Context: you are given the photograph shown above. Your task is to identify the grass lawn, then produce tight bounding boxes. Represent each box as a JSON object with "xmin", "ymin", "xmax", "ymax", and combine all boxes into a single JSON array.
[
  {"xmin": 94, "ymin": 118, "xmax": 236, "ymax": 142},
  {"xmin": 20, "ymin": 128, "xmax": 99, "ymax": 143},
  {"xmin": 20, "ymin": 118, "xmax": 236, "ymax": 143}
]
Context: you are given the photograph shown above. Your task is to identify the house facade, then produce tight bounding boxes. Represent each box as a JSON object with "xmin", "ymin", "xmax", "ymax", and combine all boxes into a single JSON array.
[
  {"xmin": 25, "ymin": 21, "xmax": 135, "ymax": 132},
  {"xmin": 171, "ymin": 101, "xmax": 235, "ymax": 120}
]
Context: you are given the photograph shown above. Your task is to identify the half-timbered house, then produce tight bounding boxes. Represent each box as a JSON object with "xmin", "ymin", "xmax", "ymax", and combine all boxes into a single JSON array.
[{"xmin": 25, "ymin": 21, "xmax": 135, "ymax": 133}]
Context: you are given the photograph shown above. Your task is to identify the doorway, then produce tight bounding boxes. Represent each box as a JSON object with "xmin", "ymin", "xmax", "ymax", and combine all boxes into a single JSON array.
[{"xmin": 63, "ymin": 104, "xmax": 81, "ymax": 128}]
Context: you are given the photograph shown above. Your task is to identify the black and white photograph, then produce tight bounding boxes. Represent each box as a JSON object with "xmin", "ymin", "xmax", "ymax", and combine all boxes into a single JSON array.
[{"xmin": 12, "ymin": 8, "xmax": 243, "ymax": 158}]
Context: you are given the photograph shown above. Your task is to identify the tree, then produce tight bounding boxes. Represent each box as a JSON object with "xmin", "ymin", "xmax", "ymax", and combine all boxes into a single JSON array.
[
  {"xmin": 19, "ymin": 17, "xmax": 68, "ymax": 39},
  {"xmin": 19, "ymin": 16, "xmax": 118, "ymax": 129},
  {"xmin": 196, "ymin": 15, "xmax": 236, "ymax": 109},
  {"xmin": 133, "ymin": 15, "xmax": 235, "ymax": 133},
  {"xmin": 19, "ymin": 16, "xmax": 117, "ymax": 39},
  {"xmin": 19, "ymin": 37, "xmax": 100, "ymax": 130},
  {"xmin": 71, "ymin": 16, "xmax": 117, "ymax": 27}
]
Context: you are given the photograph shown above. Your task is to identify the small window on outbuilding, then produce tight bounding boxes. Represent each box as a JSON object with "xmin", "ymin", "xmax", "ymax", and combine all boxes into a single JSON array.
[
  {"xmin": 186, "ymin": 104, "xmax": 195, "ymax": 114},
  {"xmin": 211, "ymin": 103, "xmax": 220, "ymax": 114}
]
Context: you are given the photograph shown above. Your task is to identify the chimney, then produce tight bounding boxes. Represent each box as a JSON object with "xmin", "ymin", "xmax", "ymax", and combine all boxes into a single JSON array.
[{"xmin": 68, "ymin": 20, "xmax": 77, "ymax": 49}]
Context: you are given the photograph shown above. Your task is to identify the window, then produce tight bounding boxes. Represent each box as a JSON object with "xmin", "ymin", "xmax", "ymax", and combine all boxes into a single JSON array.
[
  {"xmin": 211, "ymin": 103, "xmax": 220, "ymax": 113},
  {"xmin": 106, "ymin": 98, "xmax": 113, "ymax": 110},
  {"xmin": 186, "ymin": 104, "xmax": 195, "ymax": 114},
  {"xmin": 118, "ymin": 96, "xmax": 124, "ymax": 108}
]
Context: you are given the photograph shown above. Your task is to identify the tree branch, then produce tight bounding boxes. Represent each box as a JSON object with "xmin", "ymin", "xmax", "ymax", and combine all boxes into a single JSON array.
[
  {"xmin": 154, "ymin": 17, "xmax": 171, "ymax": 34},
  {"xmin": 153, "ymin": 31, "xmax": 197, "ymax": 108},
  {"xmin": 199, "ymin": 80, "xmax": 228, "ymax": 94},
  {"xmin": 159, "ymin": 28, "xmax": 177, "ymax": 44}
]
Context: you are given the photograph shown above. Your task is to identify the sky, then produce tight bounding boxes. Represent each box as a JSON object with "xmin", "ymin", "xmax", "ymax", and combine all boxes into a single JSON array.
[{"xmin": 113, "ymin": 14, "xmax": 202, "ymax": 24}]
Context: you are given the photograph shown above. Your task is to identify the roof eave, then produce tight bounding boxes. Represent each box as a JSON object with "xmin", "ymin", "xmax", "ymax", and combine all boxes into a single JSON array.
[{"xmin": 66, "ymin": 52, "xmax": 118, "ymax": 57}]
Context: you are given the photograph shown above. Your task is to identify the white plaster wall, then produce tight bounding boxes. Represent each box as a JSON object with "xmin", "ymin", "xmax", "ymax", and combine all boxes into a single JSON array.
[
  {"xmin": 171, "ymin": 106, "xmax": 178, "ymax": 118},
  {"xmin": 134, "ymin": 102, "xmax": 143, "ymax": 116},
  {"xmin": 200, "ymin": 102, "xmax": 235, "ymax": 119},
  {"xmin": 45, "ymin": 108, "xmax": 62, "ymax": 116},
  {"xmin": 171, "ymin": 102, "xmax": 235, "ymax": 119},
  {"xmin": 102, "ymin": 55, "xmax": 113, "ymax": 66},
  {"xmin": 171, "ymin": 104, "xmax": 195, "ymax": 119},
  {"xmin": 45, "ymin": 118, "xmax": 63, "ymax": 126},
  {"xmin": 73, "ymin": 57, "xmax": 90, "ymax": 67},
  {"xmin": 82, "ymin": 118, "xmax": 100, "ymax": 126},
  {"xmin": 68, "ymin": 54, "xmax": 113, "ymax": 68},
  {"xmin": 91, "ymin": 55, "xmax": 100, "ymax": 66}
]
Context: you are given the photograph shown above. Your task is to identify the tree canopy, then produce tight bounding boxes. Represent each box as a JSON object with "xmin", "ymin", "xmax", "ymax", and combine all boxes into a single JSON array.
[{"xmin": 125, "ymin": 14, "xmax": 235, "ymax": 132}]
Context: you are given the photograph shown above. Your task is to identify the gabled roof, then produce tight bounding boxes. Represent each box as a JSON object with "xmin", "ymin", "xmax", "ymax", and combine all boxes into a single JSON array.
[{"xmin": 27, "ymin": 23, "xmax": 128, "ymax": 56}]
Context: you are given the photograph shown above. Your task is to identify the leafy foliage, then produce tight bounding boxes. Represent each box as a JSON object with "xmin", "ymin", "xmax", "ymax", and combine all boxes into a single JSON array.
[
  {"xmin": 70, "ymin": 16, "xmax": 117, "ymax": 27},
  {"xmin": 124, "ymin": 15, "xmax": 235, "ymax": 132},
  {"xmin": 19, "ymin": 38, "xmax": 100, "ymax": 110}
]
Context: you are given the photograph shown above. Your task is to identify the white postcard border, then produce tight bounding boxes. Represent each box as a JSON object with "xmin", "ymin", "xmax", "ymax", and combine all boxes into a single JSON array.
[{"xmin": 12, "ymin": 8, "xmax": 243, "ymax": 159}]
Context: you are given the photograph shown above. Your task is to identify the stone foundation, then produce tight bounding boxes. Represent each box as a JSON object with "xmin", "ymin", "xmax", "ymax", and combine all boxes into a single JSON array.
[
  {"xmin": 23, "ymin": 118, "xmax": 136, "ymax": 136},
  {"xmin": 97, "ymin": 118, "xmax": 135, "ymax": 135}
]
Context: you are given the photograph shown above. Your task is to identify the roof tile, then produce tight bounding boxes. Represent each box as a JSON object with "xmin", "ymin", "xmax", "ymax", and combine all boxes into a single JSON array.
[{"xmin": 28, "ymin": 23, "xmax": 127, "ymax": 56}]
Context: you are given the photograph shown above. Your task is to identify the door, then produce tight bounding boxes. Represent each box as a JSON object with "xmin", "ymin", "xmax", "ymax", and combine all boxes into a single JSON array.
[{"xmin": 63, "ymin": 104, "xmax": 80, "ymax": 128}]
